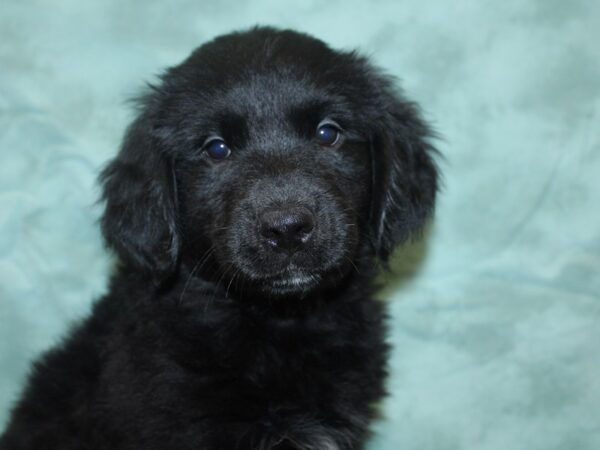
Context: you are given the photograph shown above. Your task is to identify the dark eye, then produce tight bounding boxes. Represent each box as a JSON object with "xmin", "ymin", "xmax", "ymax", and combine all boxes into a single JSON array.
[
  {"xmin": 204, "ymin": 138, "xmax": 231, "ymax": 160},
  {"xmin": 315, "ymin": 123, "xmax": 341, "ymax": 146}
]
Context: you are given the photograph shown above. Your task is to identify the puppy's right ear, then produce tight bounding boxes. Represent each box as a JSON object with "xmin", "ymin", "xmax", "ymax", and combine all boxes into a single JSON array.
[{"xmin": 100, "ymin": 114, "xmax": 179, "ymax": 279}]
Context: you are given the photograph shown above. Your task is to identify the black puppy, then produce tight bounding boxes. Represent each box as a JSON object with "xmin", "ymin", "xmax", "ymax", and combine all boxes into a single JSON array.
[{"xmin": 0, "ymin": 27, "xmax": 438, "ymax": 450}]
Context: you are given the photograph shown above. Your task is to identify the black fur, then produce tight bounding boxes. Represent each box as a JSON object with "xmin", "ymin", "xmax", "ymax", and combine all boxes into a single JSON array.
[{"xmin": 0, "ymin": 27, "xmax": 438, "ymax": 450}]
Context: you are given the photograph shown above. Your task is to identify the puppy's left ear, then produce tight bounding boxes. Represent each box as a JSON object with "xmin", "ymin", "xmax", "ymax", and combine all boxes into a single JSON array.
[
  {"xmin": 370, "ymin": 91, "xmax": 439, "ymax": 262},
  {"xmin": 100, "ymin": 114, "xmax": 180, "ymax": 280}
]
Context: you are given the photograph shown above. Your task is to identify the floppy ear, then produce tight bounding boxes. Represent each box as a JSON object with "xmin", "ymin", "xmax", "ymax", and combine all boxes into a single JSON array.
[
  {"xmin": 370, "ymin": 92, "xmax": 439, "ymax": 262},
  {"xmin": 100, "ymin": 114, "xmax": 180, "ymax": 279}
]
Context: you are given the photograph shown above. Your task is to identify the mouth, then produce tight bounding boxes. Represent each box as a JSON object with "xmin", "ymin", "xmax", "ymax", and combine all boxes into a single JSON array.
[{"xmin": 260, "ymin": 268, "xmax": 322, "ymax": 296}]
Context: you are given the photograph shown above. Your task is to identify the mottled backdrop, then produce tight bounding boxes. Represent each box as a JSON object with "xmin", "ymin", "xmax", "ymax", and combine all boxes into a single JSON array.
[{"xmin": 1, "ymin": 1, "xmax": 599, "ymax": 449}]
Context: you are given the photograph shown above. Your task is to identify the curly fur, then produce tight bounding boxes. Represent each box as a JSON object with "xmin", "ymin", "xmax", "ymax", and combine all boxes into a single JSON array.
[{"xmin": 0, "ymin": 27, "xmax": 438, "ymax": 450}]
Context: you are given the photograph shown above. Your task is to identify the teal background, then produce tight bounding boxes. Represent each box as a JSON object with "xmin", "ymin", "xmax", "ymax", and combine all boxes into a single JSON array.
[{"xmin": 1, "ymin": 1, "xmax": 599, "ymax": 448}]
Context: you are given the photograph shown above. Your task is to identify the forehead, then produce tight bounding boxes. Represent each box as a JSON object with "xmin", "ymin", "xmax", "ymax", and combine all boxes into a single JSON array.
[
  {"xmin": 223, "ymin": 72, "xmax": 318, "ymax": 116},
  {"xmin": 219, "ymin": 72, "xmax": 334, "ymax": 118},
  {"xmin": 205, "ymin": 72, "xmax": 355, "ymax": 135}
]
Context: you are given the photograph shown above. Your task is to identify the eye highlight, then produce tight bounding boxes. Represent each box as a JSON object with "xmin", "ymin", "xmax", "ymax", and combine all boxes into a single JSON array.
[
  {"xmin": 203, "ymin": 137, "xmax": 231, "ymax": 160},
  {"xmin": 315, "ymin": 122, "xmax": 341, "ymax": 146}
]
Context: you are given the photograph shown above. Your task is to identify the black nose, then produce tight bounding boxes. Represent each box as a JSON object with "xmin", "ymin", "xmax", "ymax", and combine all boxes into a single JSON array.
[{"xmin": 259, "ymin": 207, "xmax": 315, "ymax": 254}]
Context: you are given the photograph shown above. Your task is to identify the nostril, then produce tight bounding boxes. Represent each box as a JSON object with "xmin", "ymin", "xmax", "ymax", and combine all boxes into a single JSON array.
[
  {"xmin": 259, "ymin": 207, "xmax": 315, "ymax": 252},
  {"xmin": 261, "ymin": 223, "xmax": 285, "ymax": 242}
]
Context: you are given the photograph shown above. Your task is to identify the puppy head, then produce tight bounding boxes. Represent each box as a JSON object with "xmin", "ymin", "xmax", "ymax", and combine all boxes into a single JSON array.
[{"xmin": 100, "ymin": 27, "xmax": 438, "ymax": 297}]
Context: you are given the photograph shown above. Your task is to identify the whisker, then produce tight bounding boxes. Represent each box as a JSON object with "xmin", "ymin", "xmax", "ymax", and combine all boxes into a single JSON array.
[
  {"xmin": 178, "ymin": 246, "xmax": 216, "ymax": 304},
  {"xmin": 205, "ymin": 262, "xmax": 234, "ymax": 314},
  {"xmin": 344, "ymin": 255, "xmax": 360, "ymax": 274}
]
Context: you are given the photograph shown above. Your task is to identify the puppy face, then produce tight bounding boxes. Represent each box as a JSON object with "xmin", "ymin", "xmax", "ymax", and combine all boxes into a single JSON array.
[
  {"xmin": 174, "ymin": 73, "xmax": 371, "ymax": 296},
  {"xmin": 100, "ymin": 28, "xmax": 438, "ymax": 298}
]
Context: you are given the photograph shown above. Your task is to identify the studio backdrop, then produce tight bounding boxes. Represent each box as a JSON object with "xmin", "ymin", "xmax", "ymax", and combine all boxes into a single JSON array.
[{"xmin": 1, "ymin": 1, "xmax": 599, "ymax": 449}]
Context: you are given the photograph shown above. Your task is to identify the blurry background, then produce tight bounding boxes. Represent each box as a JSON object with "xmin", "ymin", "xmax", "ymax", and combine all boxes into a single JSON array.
[{"xmin": 1, "ymin": 1, "xmax": 599, "ymax": 448}]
